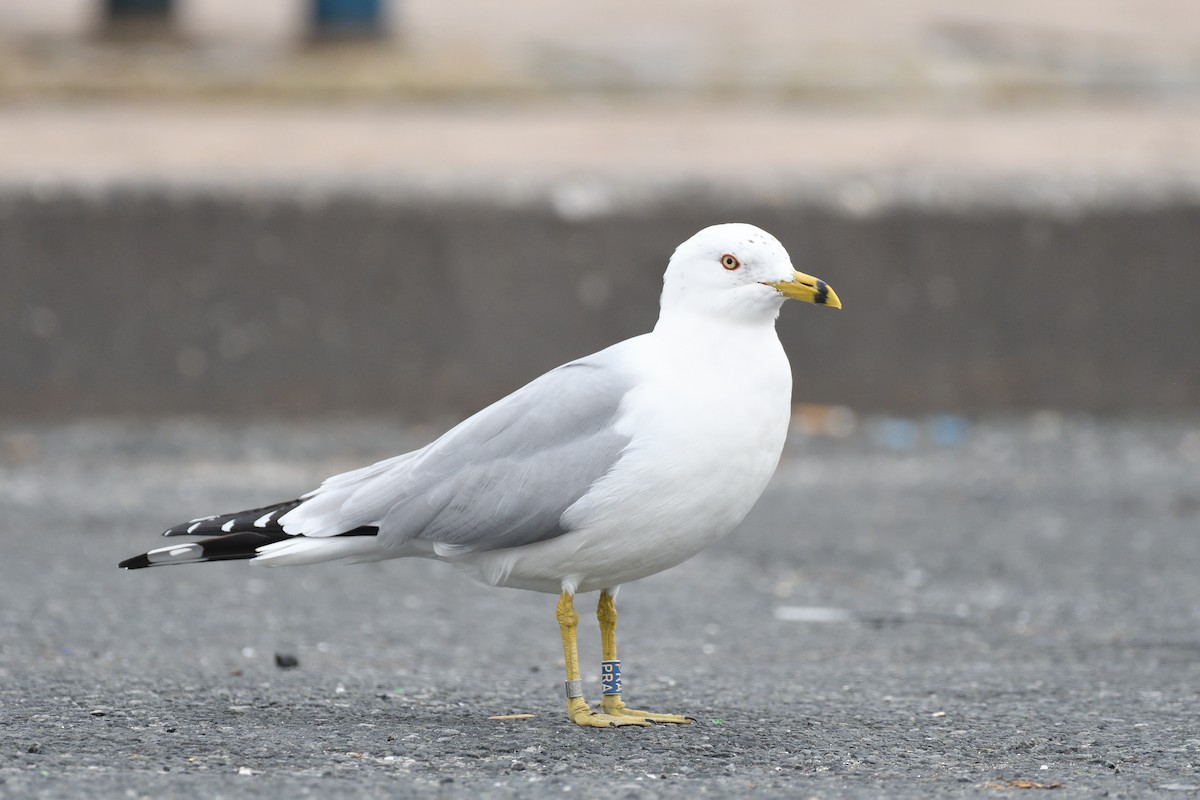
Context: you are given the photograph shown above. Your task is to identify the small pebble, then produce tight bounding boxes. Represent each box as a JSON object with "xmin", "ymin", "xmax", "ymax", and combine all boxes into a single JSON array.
[{"xmin": 274, "ymin": 653, "xmax": 299, "ymax": 669}]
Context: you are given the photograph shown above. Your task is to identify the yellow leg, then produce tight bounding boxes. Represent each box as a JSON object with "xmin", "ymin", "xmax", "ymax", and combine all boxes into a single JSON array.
[
  {"xmin": 596, "ymin": 591, "xmax": 692, "ymax": 724},
  {"xmin": 556, "ymin": 591, "xmax": 648, "ymax": 728}
]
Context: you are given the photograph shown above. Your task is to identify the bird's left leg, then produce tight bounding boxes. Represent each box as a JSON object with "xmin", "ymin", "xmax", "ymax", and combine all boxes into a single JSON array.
[{"xmin": 596, "ymin": 590, "xmax": 692, "ymax": 724}]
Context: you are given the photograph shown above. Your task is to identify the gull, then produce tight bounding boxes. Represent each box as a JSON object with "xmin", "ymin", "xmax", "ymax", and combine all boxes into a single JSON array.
[{"xmin": 119, "ymin": 223, "xmax": 841, "ymax": 727}]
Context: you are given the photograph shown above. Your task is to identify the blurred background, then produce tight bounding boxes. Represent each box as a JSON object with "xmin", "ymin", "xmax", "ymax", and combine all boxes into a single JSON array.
[
  {"xmin": 2, "ymin": 0, "xmax": 1198, "ymax": 421},
  {"xmin": 3, "ymin": 8, "xmax": 1200, "ymax": 793}
]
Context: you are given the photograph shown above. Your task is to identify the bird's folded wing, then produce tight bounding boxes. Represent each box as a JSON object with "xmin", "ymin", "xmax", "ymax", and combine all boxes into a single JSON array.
[{"xmin": 279, "ymin": 355, "xmax": 635, "ymax": 553}]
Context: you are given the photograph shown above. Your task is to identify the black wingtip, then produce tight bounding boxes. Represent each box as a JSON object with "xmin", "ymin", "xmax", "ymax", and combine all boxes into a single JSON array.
[
  {"xmin": 161, "ymin": 499, "xmax": 304, "ymax": 538},
  {"xmin": 118, "ymin": 530, "xmax": 308, "ymax": 572},
  {"xmin": 118, "ymin": 554, "xmax": 151, "ymax": 570}
]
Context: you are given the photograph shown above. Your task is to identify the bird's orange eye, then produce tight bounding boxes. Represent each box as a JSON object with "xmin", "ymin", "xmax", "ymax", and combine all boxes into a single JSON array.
[{"xmin": 721, "ymin": 254, "xmax": 740, "ymax": 270}]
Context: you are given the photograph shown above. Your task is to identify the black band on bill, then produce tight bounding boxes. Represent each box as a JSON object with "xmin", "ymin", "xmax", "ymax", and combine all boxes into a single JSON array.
[{"xmin": 814, "ymin": 280, "xmax": 830, "ymax": 305}]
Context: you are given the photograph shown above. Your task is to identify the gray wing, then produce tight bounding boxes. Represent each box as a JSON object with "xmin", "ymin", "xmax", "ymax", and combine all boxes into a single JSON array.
[{"xmin": 279, "ymin": 354, "xmax": 635, "ymax": 553}]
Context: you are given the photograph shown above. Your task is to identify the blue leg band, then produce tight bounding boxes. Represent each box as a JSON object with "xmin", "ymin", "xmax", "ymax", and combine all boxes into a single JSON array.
[{"xmin": 600, "ymin": 660, "xmax": 622, "ymax": 695}]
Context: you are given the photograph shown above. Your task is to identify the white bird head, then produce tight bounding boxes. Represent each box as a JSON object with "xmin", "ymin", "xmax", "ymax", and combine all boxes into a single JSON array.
[{"xmin": 659, "ymin": 223, "xmax": 841, "ymax": 323}]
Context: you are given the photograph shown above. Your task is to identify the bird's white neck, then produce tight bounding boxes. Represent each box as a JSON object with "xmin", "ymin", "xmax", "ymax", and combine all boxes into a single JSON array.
[
  {"xmin": 646, "ymin": 306, "xmax": 790, "ymax": 390},
  {"xmin": 653, "ymin": 302, "xmax": 782, "ymax": 340}
]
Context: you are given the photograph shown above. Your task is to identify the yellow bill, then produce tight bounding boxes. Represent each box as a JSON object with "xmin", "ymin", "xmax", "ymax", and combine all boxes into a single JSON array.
[{"xmin": 761, "ymin": 271, "xmax": 842, "ymax": 309}]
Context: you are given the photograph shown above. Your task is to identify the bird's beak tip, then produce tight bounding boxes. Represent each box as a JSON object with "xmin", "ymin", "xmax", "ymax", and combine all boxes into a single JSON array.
[{"xmin": 763, "ymin": 271, "xmax": 842, "ymax": 308}]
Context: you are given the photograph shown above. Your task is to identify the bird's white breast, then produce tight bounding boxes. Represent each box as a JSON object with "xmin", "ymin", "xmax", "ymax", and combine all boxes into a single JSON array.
[{"xmin": 456, "ymin": 322, "xmax": 793, "ymax": 594}]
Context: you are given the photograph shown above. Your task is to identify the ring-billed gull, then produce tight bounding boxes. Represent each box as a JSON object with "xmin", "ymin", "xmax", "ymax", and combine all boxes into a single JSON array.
[{"xmin": 119, "ymin": 222, "xmax": 841, "ymax": 728}]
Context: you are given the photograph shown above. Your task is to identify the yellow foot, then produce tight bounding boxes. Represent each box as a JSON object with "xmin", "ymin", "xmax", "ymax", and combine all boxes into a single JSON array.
[
  {"xmin": 600, "ymin": 695, "xmax": 693, "ymax": 725},
  {"xmin": 566, "ymin": 697, "xmax": 651, "ymax": 727}
]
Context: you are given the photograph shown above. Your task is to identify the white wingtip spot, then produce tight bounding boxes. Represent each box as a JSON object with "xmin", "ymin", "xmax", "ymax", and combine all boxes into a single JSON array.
[
  {"xmin": 146, "ymin": 543, "xmax": 206, "ymax": 565},
  {"xmin": 253, "ymin": 511, "xmax": 276, "ymax": 528},
  {"xmin": 186, "ymin": 522, "xmax": 202, "ymax": 534},
  {"xmin": 222, "ymin": 519, "xmax": 236, "ymax": 532}
]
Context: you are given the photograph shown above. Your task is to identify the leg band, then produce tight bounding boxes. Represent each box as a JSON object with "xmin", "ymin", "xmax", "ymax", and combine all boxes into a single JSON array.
[
  {"xmin": 600, "ymin": 660, "xmax": 622, "ymax": 695},
  {"xmin": 564, "ymin": 679, "xmax": 584, "ymax": 699}
]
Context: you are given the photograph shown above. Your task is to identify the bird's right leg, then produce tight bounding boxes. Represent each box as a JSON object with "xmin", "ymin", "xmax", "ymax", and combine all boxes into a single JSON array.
[{"xmin": 556, "ymin": 591, "xmax": 649, "ymax": 728}]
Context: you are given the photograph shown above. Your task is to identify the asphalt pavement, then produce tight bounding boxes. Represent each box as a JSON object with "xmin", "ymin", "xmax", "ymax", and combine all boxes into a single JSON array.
[{"xmin": 1, "ymin": 414, "xmax": 1198, "ymax": 798}]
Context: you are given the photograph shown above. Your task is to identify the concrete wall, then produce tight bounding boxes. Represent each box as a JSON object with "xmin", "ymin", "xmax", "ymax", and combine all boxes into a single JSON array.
[{"xmin": 3, "ymin": 188, "xmax": 1198, "ymax": 419}]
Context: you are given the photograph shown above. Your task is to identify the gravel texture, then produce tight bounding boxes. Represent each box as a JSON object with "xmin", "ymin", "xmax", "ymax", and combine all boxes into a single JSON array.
[{"xmin": 2, "ymin": 415, "xmax": 1199, "ymax": 798}]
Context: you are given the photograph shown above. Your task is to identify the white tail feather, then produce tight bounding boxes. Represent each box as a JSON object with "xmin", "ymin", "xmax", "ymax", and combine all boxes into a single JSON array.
[{"xmin": 252, "ymin": 537, "xmax": 385, "ymax": 567}]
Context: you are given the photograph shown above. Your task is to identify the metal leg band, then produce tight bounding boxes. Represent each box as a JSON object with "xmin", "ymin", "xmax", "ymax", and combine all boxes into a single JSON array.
[
  {"xmin": 564, "ymin": 679, "xmax": 584, "ymax": 699},
  {"xmin": 600, "ymin": 660, "xmax": 622, "ymax": 695}
]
